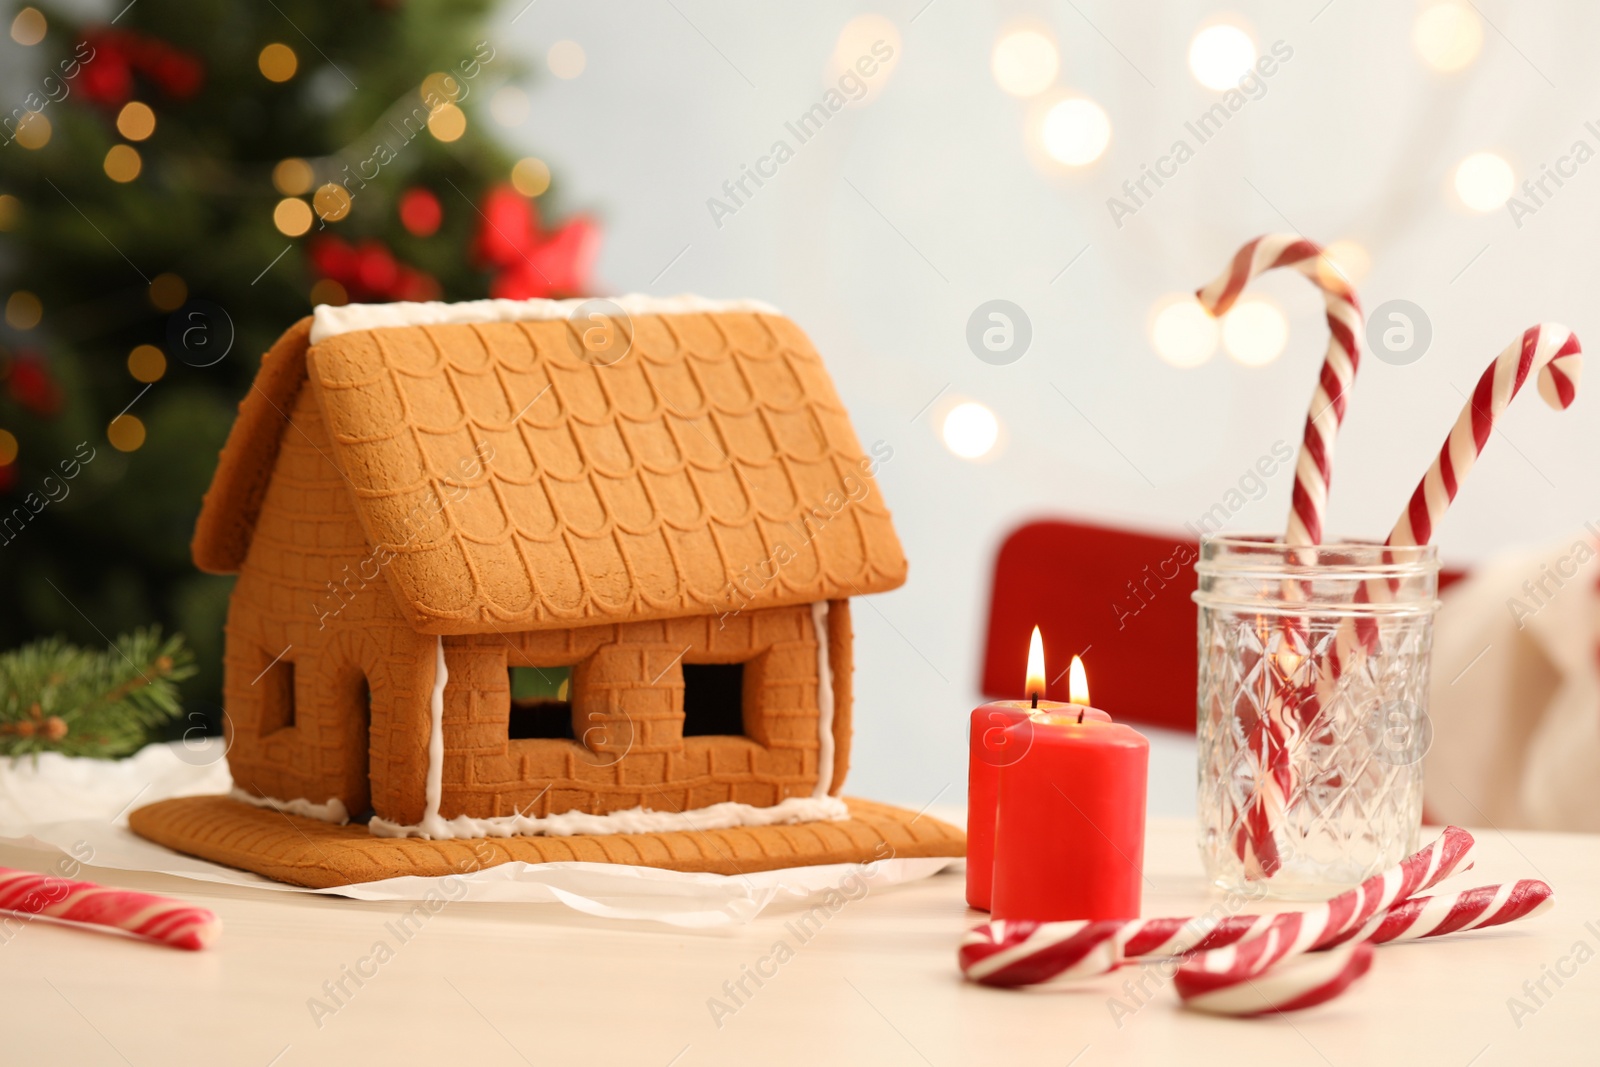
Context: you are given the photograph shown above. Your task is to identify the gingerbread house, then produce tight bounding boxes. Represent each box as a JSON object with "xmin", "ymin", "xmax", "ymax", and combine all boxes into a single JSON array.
[{"xmin": 130, "ymin": 296, "xmax": 965, "ymax": 887}]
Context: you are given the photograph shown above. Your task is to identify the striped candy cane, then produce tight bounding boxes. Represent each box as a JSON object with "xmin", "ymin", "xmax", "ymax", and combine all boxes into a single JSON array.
[
  {"xmin": 1197, "ymin": 235, "xmax": 1364, "ymax": 878},
  {"xmin": 961, "ymin": 876, "xmax": 1547, "ymax": 989},
  {"xmin": 1172, "ymin": 827, "xmax": 1478, "ymax": 998},
  {"xmin": 1321, "ymin": 878, "xmax": 1554, "ymax": 948},
  {"xmin": 1330, "ymin": 324, "xmax": 1584, "ymax": 674},
  {"xmin": 0, "ymin": 866, "xmax": 221, "ymax": 951},
  {"xmin": 1195, "ymin": 234, "xmax": 1363, "ymax": 548},
  {"xmin": 959, "ymin": 919, "xmax": 1124, "ymax": 988},
  {"xmin": 1388, "ymin": 324, "xmax": 1580, "ymax": 548},
  {"xmin": 961, "ymin": 827, "xmax": 1478, "ymax": 988},
  {"xmin": 1180, "ymin": 940, "xmax": 1375, "ymax": 1017}
]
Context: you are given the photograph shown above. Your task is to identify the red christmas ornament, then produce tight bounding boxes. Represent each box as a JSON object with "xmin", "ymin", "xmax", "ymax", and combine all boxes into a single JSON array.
[
  {"xmin": 77, "ymin": 30, "xmax": 204, "ymax": 106},
  {"xmin": 308, "ymin": 236, "xmax": 440, "ymax": 303},
  {"xmin": 355, "ymin": 243, "xmax": 400, "ymax": 294},
  {"xmin": 7, "ymin": 353, "xmax": 62, "ymax": 417},
  {"xmin": 78, "ymin": 41, "xmax": 133, "ymax": 105},
  {"xmin": 472, "ymin": 184, "xmax": 599, "ymax": 299},
  {"xmin": 398, "ymin": 188, "xmax": 442, "ymax": 237}
]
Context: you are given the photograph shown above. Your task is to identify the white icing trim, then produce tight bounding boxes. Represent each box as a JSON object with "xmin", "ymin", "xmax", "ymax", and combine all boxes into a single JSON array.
[
  {"xmin": 241, "ymin": 603, "xmax": 850, "ymax": 840},
  {"xmin": 811, "ymin": 601, "xmax": 835, "ymax": 799},
  {"xmin": 230, "ymin": 788, "xmax": 350, "ymax": 825},
  {"xmin": 416, "ymin": 635, "xmax": 450, "ymax": 839},
  {"xmin": 368, "ymin": 795, "xmax": 849, "ymax": 840},
  {"xmin": 309, "ymin": 294, "xmax": 781, "ymax": 344}
]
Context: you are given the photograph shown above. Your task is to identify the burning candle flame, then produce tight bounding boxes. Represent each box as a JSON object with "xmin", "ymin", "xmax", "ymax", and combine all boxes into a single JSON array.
[
  {"xmin": 1025, "ymin": 626, "xmax": 1047, "ymax": 703},
  {"xmin": 1069, "ymin": 655, "xmax": 1090, "ymax": 706}
]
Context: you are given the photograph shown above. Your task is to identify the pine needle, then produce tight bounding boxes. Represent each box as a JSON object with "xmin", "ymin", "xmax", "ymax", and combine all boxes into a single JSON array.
[{"xmin": 0, "ymin": 629, "xmax": 195, "ymax": 759}]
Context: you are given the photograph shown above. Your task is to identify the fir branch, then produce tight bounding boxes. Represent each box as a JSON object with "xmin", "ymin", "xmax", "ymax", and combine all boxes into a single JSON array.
[{"xmin": 0, "ymin": 629, "xmax": 195, "ymax": 760}]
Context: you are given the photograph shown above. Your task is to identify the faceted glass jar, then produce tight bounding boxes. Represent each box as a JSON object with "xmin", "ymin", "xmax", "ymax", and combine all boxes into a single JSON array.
[{"xmin": 1194, "ymin": 536, "xmax": 1440, "ymax": 899}]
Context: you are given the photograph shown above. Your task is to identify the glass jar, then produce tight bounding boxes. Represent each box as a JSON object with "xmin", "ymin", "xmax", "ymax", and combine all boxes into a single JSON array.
[{"xmin": 1194, "ymin": 536, "xmax": 1440, "ymax": 899}]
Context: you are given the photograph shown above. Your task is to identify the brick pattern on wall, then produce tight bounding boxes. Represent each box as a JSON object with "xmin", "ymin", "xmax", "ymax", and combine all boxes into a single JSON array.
[
  {"xmin": 440, "ymin": 605, "xmax": 828, "ymax": 819},
  {"xmin": 222, "ymin": 352, "xmax": 854, "ymax": 828},
  {"xmin": 225, "ymin": 387, "xmax": 435, "ymax": 822}
]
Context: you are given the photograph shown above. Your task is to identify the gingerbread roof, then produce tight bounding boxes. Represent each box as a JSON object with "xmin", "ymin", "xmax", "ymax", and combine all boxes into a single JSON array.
[{"xmin": 192, "ymin": 299, "xmax": 907, "ymax": 634}]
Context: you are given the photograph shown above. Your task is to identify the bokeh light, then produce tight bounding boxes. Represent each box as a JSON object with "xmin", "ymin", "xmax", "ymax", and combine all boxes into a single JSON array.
[
  {"xmin": 0, "ymin": 428, "xmax": 16, "ymax": 466},
  {"xmin": 309, "ymin": 279, "xmax": 349, "ymax": 307},
  {"xmin": 398, "ymin": 188, "xmax": 442, "ymax": 236},
  {"xmin": 103, "ymin": 144, "xmax": 142, "ymax": 182},
  {"xmin": 427, "ymin": 103, "xmax": 467, "ymax": 142},
  {"xmin": 942, "ymin": 401, "xmax": 1000, "ymax": 460},
  {"xmin": 1222, "ymin": 296, "xmax": 1289, "ymax": 366},
  {"xmin": 272, "ymin": 158, "xmax": 313, "ymax": 196},
  {"xmin": 0, "ymin": 194, "xmax": 17, "ymax": 231},
  {"xmin": 547, "ymin": 40, "xmax": 586, "ymax": 79},
  {"xmin": 1455, "ymin": 152, "xmax": 1514, "ymax": 211},
  {"xmin": 10, "ymin": 7, "xmax": 45, "ymax": 46},
  {"xmin": 1040, "ymin": 98, "xmax": 1111, "ymax": 166},
  {"xmin": 258, "ymin": 43, "xmax": 298, "ymax": 83},
  {"xmin": 148, "ymin": 274, "xmax": 187, "ymax": 312},
  {"xmin": 1151, "ymin": 296, "xmax": 1219, "ymax": 368},
  {"xmin": 1318, "ymin": 240, "xmax": 1371, "ymax": 288},
  {"xmin": 1189, "ymin": 24, "xmax": 1256, "ymax": 90},
  {"xmin": 511, "ymin": 157, "xmax": 551, "ymax": 197},
  {"xmin": 1414, "ymin": 2, "xmax": 1482, "ymax": 72},
  {"xmin": 128, "ymin": 344, "xmax": 167, "ymax": 383},
  {"xmin": 108, "ymin": 414, "xmax": 146, "ymax": 453},
  {"xmin": 828, "ymin": 14, "xmax": 901, "ymax": 103},
  {"xmin": 491, "ymin": 85, "xmax": 530, "ymax": 127},
  {"xmin": 313, "ymin": 182, "xmax": 352, "ymax": 222},
  {"xmin": 991, "ymin": 28, "xmax": 1058, "ymax": 97},
  {"xmin": 6, "ymin": 290, "xmax": 42, "ymax": 330},
  {"xmin": 14, "ymin": 111, "xmax": 50, "ymax": 150},
  {"xmin": 116, "ymin": 101, "xmax": 156, "ymax": 141},
  {"xmin": 421, "ymin": 71, "xmax": 465, "ymax": 106},
  {"xmin": 274, "ymin": 198, "xmax": 313, "ymax": 237}
]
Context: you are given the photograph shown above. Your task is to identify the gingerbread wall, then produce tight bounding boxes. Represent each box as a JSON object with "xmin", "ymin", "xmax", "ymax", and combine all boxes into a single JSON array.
[
  {"xmin": 437, "ymin": 601, "xmax": 852, "ymax": 820},
  {"xmin": 222, "ymin": 375, "xmax": 856, "ymax": 825},
  {"xmin": 224, "ymin": 385, "xmax": 435, "ymax": 820}
]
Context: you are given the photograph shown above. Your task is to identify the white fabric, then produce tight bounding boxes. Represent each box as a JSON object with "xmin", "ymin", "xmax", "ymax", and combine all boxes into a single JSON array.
[
  {"xmin": 1425, "ymin": 530, "xmax": 1600, "ymax": 831},
  {"xmin": 309, "ymin": 293, "xmax": 780, "ymax": 343}
]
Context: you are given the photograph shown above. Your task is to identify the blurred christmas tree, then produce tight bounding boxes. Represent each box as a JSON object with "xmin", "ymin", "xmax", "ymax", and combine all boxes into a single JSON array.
[{"xmin": 0, "ymin": 1, "xmax": 599, "ymax": 739}]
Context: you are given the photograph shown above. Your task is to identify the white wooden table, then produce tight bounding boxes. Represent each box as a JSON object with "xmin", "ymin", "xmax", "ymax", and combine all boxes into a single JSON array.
[{"xmin": 1, "ymin": 814, "xmax": 1595, "ymax": 1066}]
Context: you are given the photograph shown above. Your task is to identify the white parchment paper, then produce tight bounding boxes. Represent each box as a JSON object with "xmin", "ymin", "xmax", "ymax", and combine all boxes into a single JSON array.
[{"xmin": 0, "ymin": 742, "xmax": 958, "ymax": 929}]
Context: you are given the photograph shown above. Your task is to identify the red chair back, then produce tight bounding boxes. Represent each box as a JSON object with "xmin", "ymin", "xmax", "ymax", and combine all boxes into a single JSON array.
[{"xmin": 980, "ymin": 520, "xmax": 1466, "ymax": 733}]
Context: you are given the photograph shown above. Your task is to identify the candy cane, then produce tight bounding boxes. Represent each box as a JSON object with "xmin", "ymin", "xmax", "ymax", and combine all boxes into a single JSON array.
[
  {"xmin": 0, "ymin": 866, "xmax": 221, "ymax": 951},
  {"xmin": 1320, "ymin": 878, "xmax": 1554, "ymax": 948},
  {"xmin": 961, "ymin": 827, "xmax": 1477, "ymax": 988},
  {"xmin": 1195, "ymin": 233, "xmax": 1363, "ymax": 548},
  {"xmin": 1329, "ymin": 324, "xmax": 1584, "ymax": 675},
  {"xmin": 1172, "ymin": 826, "xmax": 1477, "ymax": 996},
  {"xmin": 1179, "ymin": 941, "xmax": 1375, "ymax": 1017},
  {"xmin": 962, "ymin": 875, "xmax": 1546, "ymax": 989},
  {"xmin": 1388, "ymin": 324, "xmax": 1581, "ymax": 547},
  {"xmin": 959, "ymin": 919, "xmax": 1124, "ymax": 988},
  {"xmin": 1197, "ymin": 235, "xmax": 1365, "ymax": 879}
]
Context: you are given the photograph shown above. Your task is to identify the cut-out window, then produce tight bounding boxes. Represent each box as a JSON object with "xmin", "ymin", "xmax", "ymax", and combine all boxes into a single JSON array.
[
  {"xmin": 682, "ymin": 663, "xmax": 746, "ymax": 737},
  {"xmin": 260, "ymin": 659, "xmax": 295, "ymax": 735},
  {"xmin": 508, "ymin": 666, "xmax": 574, "ymax": 740}
]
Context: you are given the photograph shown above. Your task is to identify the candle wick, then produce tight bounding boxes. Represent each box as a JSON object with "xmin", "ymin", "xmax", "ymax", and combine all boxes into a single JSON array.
[
  {"xmin": 1077, "ymin": 708, "xmax": 1084, "ymax": 724},
  {"xmin": 1030, "ymin": 692, "xmax": 1038, "ymax": 710}
]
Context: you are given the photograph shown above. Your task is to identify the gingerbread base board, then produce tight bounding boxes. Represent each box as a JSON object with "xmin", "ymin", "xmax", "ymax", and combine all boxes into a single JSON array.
[{"xmin": 127, "ymin": 795, "xmax": 966, "ymax": 889}]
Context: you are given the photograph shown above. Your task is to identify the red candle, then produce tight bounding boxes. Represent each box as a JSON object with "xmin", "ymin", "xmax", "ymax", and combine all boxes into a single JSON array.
[
  {"xmin": 966, "ymin": 628, "xmax": 1109, "ymax": 911},
  {"xmin": 990, "ymin": 657, "xmax": 1149, "ymax": 922}
]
